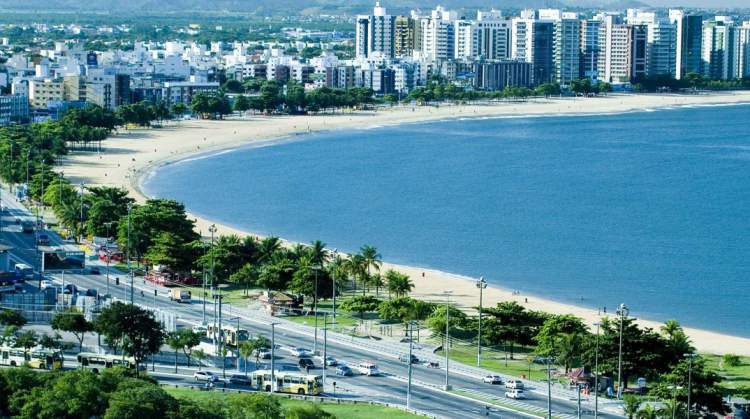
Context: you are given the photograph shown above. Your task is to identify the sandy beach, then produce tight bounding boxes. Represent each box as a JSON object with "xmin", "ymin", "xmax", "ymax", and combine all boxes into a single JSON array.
[{"xmin": 60, "ymin": 92, "xmax": 750, "ymax": 356}]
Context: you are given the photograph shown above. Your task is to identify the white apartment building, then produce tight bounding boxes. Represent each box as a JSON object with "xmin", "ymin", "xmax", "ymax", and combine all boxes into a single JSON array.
[
  {"xmin": 702, "ymin": 19, "xmax": 740, "ymax": 80},
  {"xmin": 627, "ymin": 10, "xmax": 677, "ymax": 77},
  {"xmin": 554, "ymin": 18, "xmax": 581, "ymax": 84},
  {"xmin": 420, "ymin": 6, "xmax": 457, "ymax": 61},
  {"xmin": 28, "ymin": 78, "xmax": 64, "ymax": 108},
  {"xmin": 475, "ymin": 11, "xmax": 511, "ymax": 61},
  {"xmin": 355, "ymin": 1, "xmax": 396, "ymax": 58}
]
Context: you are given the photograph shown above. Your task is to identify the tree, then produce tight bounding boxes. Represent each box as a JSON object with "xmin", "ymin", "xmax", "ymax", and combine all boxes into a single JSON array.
[
  {"xmin": 650, "ymin": 356, "xmax": 727, "ymax": 415},
  {"xmin": 234, "ymin": 95, "xmax": 251, "ymax": 114},
  {"xmin": 241, "ymin": 335, "xmax": 271, "ymax": 373},
  {"xmin": 51, "ymin": 310, "xmax": 94, "ymax": 353},
  {"xmin": 286, "ymin": 405, "xmax": 336, "ymax": 419},
  {"xmin": 39, "ymin": 333, "xmax": 63, "ymax": 350},
  {"xmin": 97, "ymin": 302, "xmax": 165, "ymax": 374},
  {"xmin": 230, "ymin": 263, "xmax": 259, "ymax": 295},
  {"xmin": 426, "ymin": 305, "xmax": 471, "ymax": 340},
  {"xmin": 104, "ymin": 384, "xmax": 179, "ymax": 419},
  {"xmin": 171, "ymin": 103, "xmax": 188, "ymax": 117},
  {"xmin": 534, "ymin": 314, "xmax": 588, "ymax": 358},
  {"xmin": 483, "ymin": 301, "xmax": 547, "ymax": 359},
  {"xmin": 623, "ymin": 394, "xmax": 641, "ymax": 419},
  {"xmin": 378, "ymin": 297, "xmax": 436, "ymax": 324},
  {"xmin": 385, "ymin": 270, "xmax": 413, "ymax": 298},
  {"xmin": 14, "ymin": 330, "xmax": 38, "ymax": 359},
  {"xmin": 193, "ymin": 349, "xmax": 207, "ymax": 371},
  {"xmin": 0, "ymin": 309, "xmax": 26, "ymax": 327},
  {"xmin": 339, "ymin": 296, "xmax": 381, "ymax": 323},
  {"xmin": 227, "ymin": 393, "xmax": 282, "ymax": 419},
  {"xmin": 18, "ymin": 369, "xmax": 105, "ymax": 419},
  {"xmin": 166, "ymin": 331, "xmax": 183, "ymax": 373},
  {"xmin": 359, "ymin": 245, "xmax": 382, "ymax": 293}
]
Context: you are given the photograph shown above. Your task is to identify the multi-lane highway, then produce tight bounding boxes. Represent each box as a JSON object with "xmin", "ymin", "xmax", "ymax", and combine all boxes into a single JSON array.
[{"xmin": 1, "ymin": 188, "xmax": 623, "ymax": 419}]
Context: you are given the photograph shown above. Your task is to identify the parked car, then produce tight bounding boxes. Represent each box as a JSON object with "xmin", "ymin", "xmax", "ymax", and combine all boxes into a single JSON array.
[
  {"xmin": 194, "ymin": 371, "xmax": 219, "ymax": 382},
  {"xmin": 298, "ymin": 358, "xmax": 315, "ymax": 371},
  {"xmin": 37, "ymin": 234, "xmax": 49, "ymax": 245},
  {"xmin": 356, "ymin": 362, "xmax": 380, "ymax": 376},
  {"xmin": 505, "ymin": 380, "xmax": 524, "ymax": 390},
  {"xmin": 228, "ymin": 374, "xmax": 252, "ymax": 385},
  {"xmin": 399, "ymin": 354, "xmax": 419, "ymax": 364},
  {"xmin": 505, "ymin": 389, "xmax": 526, "ymax": 399},
  {"xmin": 40, "ymin": 280, "xmax": 54, "ymax": 290},
  {"xmin": 315, "ymin": 355, "xmax": 337, "ymax": 366},
  {"xmin": 483, "ymin": 375, "xmax": 503, "ymax": 385},
  {"xmin": 88, "ymin": 267, "xmax": 101, "ymax": 275},
  {"xmin": 255, "ymin": 349, "xmax": 272, "ymax": 359},
  {"xmin": 335, "ymin": 365, "xmax": 353, "ymax": 376}
]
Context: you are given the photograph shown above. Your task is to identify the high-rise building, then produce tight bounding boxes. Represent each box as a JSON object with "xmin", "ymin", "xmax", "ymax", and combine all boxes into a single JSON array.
[
  {"xmin": 580, "ymin": 19, "xmax": 601, "ymax": 80},
  {"xmin": 554, "ymin": 17, "xmax": 581, "ymax": 85},
  {"xmin": 627, "ymin": 10, "xmax": 677, "ymax": 77},
  {"xmin": 739, "ymin": 22, "xmax": 750, "ymax": 78},
  {"xmin": 597, "ymin": 16, "xmax": 648, "ymax": 83},
  {"xmin": 702, "ymin": 18, "xmax": 741, "ymax": 80},
  {"xmin": 454, "ymin": 19, "xmax": 477, "ymax": 59},
  {"xmin": 355, "ymin": 2, "xmax": 396, "ymax": 58},
  {"xmin": 670, "ymin": 10, "xmax": 703, "ymax": 79},
  {"xmin": 532, "ymin": 21, "xmax": 555, "ymax": 85},
  {"xmin": 475, "ymin": 11, "xmax": 511, "ymax": 61},
  {"xmin": 420, "ymin": 6, "xmax": 457, "ymax": 61},
  {"xmin": 394, "ymin": 16, "xmax": 417, "ymax": 57}
]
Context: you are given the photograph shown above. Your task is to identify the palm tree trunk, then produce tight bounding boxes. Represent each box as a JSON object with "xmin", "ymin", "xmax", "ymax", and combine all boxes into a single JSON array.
[{"xmin": 175, "ymin": 349, "xmax": 178, "ymax": 373}]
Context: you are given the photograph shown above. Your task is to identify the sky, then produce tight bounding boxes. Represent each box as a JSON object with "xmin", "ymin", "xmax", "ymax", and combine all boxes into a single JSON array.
[{"xmin": 644, "ymin": 0, "xmax": 748, "ymax": 7}]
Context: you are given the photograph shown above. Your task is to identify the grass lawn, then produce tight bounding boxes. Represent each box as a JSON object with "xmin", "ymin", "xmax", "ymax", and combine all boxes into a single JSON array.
[
  {"xmin": 184, "ymin": 283, "xmax": 257, "ymax": 304},
  {"xmin": 704, "ymin": 354, "xmax": 750, "ymax": 392},
  {"xmin": 436, "ymin": 343, "xmax": 541, "ymax": 381},
  {"xmin": 165, "ymin": 386, "xmax": 419, "ymax": 419}
]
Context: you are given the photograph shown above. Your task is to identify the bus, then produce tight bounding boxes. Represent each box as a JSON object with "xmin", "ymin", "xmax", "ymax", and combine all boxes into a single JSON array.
[
  {"xmin": 206, "ymin": 324, "xmax": 250, "ymax": 347},
  {"xmin": 251, "ymin": 369, "xmax": 323, "ymax": 395},
  {"xmin": 0, "ymin": 345, "xmax": 64, "ymax": 370},
  {"xmin": 76, "ymin": 352, "xmax": 143, "ymax": 372}
]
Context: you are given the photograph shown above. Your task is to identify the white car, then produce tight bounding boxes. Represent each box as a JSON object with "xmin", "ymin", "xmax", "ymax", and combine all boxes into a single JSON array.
[
  {"xmin": 505, "ymin": 389, "xmax": 526, "ymax": 399},
  {"xmin": 315, "ymin": 355, "xmax": 337, "ymax": 366},
  {"xmin": 288, "ymin": 347, "xmax": 313, "ymax": 358},
  {"xmin": 193, "ymin": 371, "xmax": 219, "ymax": 382},
  {"xmin": 483, "ymin": 375, "xmax": 503, "ymax": 385},
  {"xmin": 356, "ymin": 362, "xmax": 380, "ymax": 376},
  {"xmin": 505, "ymin": 379, "xmax": 524, "ymax": 389},
  {"xmin": 40, "ymin": 280, "xmax": 54, "ymax": 290}
]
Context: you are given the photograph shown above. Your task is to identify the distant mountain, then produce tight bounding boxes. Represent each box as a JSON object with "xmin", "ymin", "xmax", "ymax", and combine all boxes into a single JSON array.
[{"xmin": 0, "ymin": 0, "xmax": 741, "ymax": 14}]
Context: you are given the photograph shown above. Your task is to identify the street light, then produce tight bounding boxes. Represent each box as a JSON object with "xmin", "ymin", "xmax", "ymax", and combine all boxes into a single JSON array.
[
  {"xmin": 127, "ymin": 203, "xmax": 133, "ymax": 304},
  {"xmin": 209, "ymin": 224, "xmax": 217, "ymax": 352},
  {"xmin": 443, "ymin": 290, "xmax": 453, "ymax": 391},
  {"xmin": 685, "ymin": 353, "xmax": 698, "ymax": 418},
  {"xmin": 668, "ymin": 385, "xmax": 684, "ymax": 419},
  {"xmin": 270, "ymin": 322, "xmax": 278, "ymax": 392},
  {"xmin": 540, "ymin": 356, "xmax": 555, "ymax": 419},
  {"xmin": 476, "ymin": 276, "xmax": 487, "ymax": 366},
  {"xmin": 616, "ymin": 303, "xmax": 629, "ymax": 399},
  {"xmin": 331, "ymin": 248, "xmax": 337, "ymax": 330},
  {"xmin": 322, "ymin": 312, "xmax": 329, "ymax": 388},
  {"xmin": 406, "ymin": 320, "xmax": 416, "ymax": 409},
  {"xmin": 593, "ymin": 321, "xmax": 602, "ymax": 419},
  {"xmin": 313, "ymin": 264, "xmax": 321, "ymax": 354}
]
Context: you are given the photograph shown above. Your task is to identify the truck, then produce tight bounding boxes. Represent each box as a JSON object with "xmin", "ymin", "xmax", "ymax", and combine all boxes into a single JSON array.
[
  {"xmin": 21, "ymin": 220, "xmax": 34, "ymax": 233},
  {"xmin": 169, "ymin": 289, "xmax": 191, "ymax": 303}
]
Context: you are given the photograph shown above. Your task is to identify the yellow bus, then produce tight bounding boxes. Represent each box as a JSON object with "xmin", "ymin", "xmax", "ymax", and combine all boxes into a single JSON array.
[
  {"xmin": 206, "ymin": 324, "xmax": 250, "ymax": 347},
  {"xmin": 76, "ymin": 352, "xmax": 142, "ymax": 372},
  {"xmin": 0, "ymin": 345, "xmax": 64, "ymax": 370},
  {"xmin": 251, "ymin": 369, "xmax": 323, "ymax": 395}
]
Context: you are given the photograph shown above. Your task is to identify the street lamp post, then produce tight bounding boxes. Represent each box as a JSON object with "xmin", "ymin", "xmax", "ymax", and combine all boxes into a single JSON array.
[
  {"xmin": 322, "ymin": 312, "xmax": 328, "ymax": 388},
  {"xmin": 443, "ymin": 290, "xmax": 452, "ymax": 391},
  {"xmin": 668, "ymin": 385, "xmax": 684, "ymax": 419},
  {"xmin": 313, "ymin": 265, "xmax": 320, "ymax": 354},
  {"xmin": 209, "ymin": 224, "xmax": 217, "ymax": 352},
  {"xmin": 407, "ymin": 320, "xmax": 415, "ymax": 409},
  {"xmin": 127, "ymin": 203, "xmax": 133, "ymax": 304},
  {"xmin": 594, "ymin": 322, "xmax": 602, "ymax": 419},
  {"xmin": 685, "ymin": 353, "xmax": 698, "ymax": 418},
  {"xmin": 616, "ymin": 303, "xmax": 629, "ymax": 399},
  {"xmin": 270, "ymin": 322, "xmax": 278, "ymax": 392},
  {"xmin": 476, "ymin": 277, "xmax": 486, "ymax": 366},
  {"xmin": 546, "ymin": 357, "xmax": 553, "ymax": 419},
  {"xmin": 332, "ymin": 249, "xmax": 337, "ymax": 330}
]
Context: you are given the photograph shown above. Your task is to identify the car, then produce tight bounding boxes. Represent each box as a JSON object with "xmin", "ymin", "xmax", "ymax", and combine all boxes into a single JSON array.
[
  {"xmin": 194, "ymin": 371, "xmax": 219, "ymax": 382},
  {"xmin": 255, "ymin": 349, "xmax": 272, "ymax": 359},
  {"xmin": 40, "ymin": 280, "xmax": 54, "ymax": 290},
  {"xmin": 505, "ymin": 389, "xmax": 526, "ymax": 399},
  {"xmin": 88, "ymin": 267, "xmax": 101, "ymax": 275},
  {"xmin": 288, "ymin": 347, "xmax": 312, "ymax": 358},
  {"xmin": 315, "ymin": 355, "xmax": 337, "ymax": 366},
  {"xmin": 37, "ymin": 234, "xmax": 49, "ymax": 245},
  {"xmin": 335, "ymin": 365, "xmax": 353, "ymax": 376},
  {"xmin": 228, "ymin": 374, "xmax": 252, "ymax": 385},
  {"xmin": 298, "ymin": 358, "xmax": 315, "ymax": 371},
  {"xmin": 355, "ymin": 362, "xmax": 380, "ymax": 376},
  {"xmin": 483, "ymin": 375, "xmax": 503, "ymax": 385},
  {"xmin": 505, "ymin": 380, "xmax": 524, "ymax": 390},
  {"xmin": 423, "ymin": 361, "xmax": 440, "ymax": 369},
  {"xmin": 192, "ymin": 325, "xmax": 207, "ymax": 335},
  {"xmin": 399, "ymin": 354, "xmax": 419, "ymax": 364}
]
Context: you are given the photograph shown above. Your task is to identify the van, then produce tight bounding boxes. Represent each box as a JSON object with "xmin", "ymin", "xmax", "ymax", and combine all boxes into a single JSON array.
[
  {"xmin": 14, "ymin": 264, "xmax": 33, "ymax": 280},
  {"xmin": 505, "ymin": 379, "xmax": 524, "ymax": 390},
  {"xmin": 356, "ymin": 362, "xmax": 380, "ymax": 376},
  {"xmin": 169, "ymin": 289, "xmax": 191, "ymax": 303}
]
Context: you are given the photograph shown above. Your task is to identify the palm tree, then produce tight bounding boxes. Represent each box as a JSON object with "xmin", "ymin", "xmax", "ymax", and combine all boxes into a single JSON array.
[
  {"xmin": 623, "ymin": 394, "xmax": 642, "ymax": 419},
  {"xmin": 238, "ymin": 341, "xmax": 253, "ymax": 376},
  {"xmin": 385, "ymin": 270, "xmax": 414, "ymax": 298},
  {"xmin": 636, "ymin": 404, "xmax": 659, "ymax": 419},
  {"xmin": 166, "ymin": 331, "xmax": 182, "ymax": 373},
  {"xmin": 370, "ymin": 273, "xmax": 384, "ymax": 297},
  {"xmin": 308, "ymin": 240, "xmax": 329, "ymax": 266},
  {"xmin": 346, "ymin": 254, "xmax": 367, "ymax": 296},
  {"xmin": 555, "ymin": 332, "xmax": 583, "ymax": 373},
  {"xmin": 360, "ymin": 245, "xmax": 382, "ymax": 287},
  {"xmin": 258, "ymin": 236, "xmax": 282, "ymax": 263},
  {"xmin": 193, "ymin": 349, "xmax": 207, "ymax": 371}
]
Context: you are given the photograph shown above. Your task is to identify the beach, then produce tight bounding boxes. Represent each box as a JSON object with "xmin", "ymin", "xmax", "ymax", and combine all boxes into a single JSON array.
[{"xmin": 60, "ymin": 92, "xmax": 750, "ymax": 356}]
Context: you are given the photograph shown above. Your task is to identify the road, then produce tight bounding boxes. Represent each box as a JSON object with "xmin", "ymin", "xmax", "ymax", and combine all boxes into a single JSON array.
[{"xmin": 1, "ymin": 188, "xmax": 622, "ymax": 419}]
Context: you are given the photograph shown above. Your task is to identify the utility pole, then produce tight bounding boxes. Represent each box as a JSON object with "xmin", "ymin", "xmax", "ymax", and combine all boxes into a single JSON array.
[
  {"xmin": 594, "ymin": 322, "xmax": 601, "ymax": 419},
  {"xmin": 616, "ymin": 303, "xmax": 629, "ymax": 399},
  {"xmin": 444, "ymin": 290, "xmax": 452, "ymax": 391},
  {"xmin": 209, "ymin": 224, "xmax": 217, "ymax": 352},
  {"xmin": 547, "ymin": 357, "xmax": 553, "ymax": 419},
  {"xmin": 271, "ymin": 322, "xmax": 277, "ymax": 392},
  {"xmin": 313, "ymin": 265, "xmax": 319, "ymax": 354},
  {"xmin": 127, "ymin": 203, "xmax": 133, "ymax": 304},
  {"xmin": 577, "ymin": 384, "xmax": 582, "ymax": 419},
  {"xmin": 322, "ymin": 312, "xmax": 328, "ymax": 388},
  {"xmin": 332, "ymin": 249, "xmax": 337, "ymax": 330},
  {"xmin": 476, "ymin": 277, "xmax": 486, "ymax": 366},
  {"xmin": 407, "ymin": 321, "xmax": 415, "ymax": 409},
  {"xmin": 685, "ymin": 353, "xmax": 698, "ymax": 419}
]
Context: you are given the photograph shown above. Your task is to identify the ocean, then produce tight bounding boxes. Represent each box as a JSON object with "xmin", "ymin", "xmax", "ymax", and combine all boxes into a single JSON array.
[{"xmin": 142, "ymin": 103, "xmax": 750, "ymax": 337}]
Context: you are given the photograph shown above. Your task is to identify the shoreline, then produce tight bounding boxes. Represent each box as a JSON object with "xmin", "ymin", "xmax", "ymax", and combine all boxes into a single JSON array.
[{"xmin": 61, "ymin": 92, "xmax": 750, "ymax": 356}]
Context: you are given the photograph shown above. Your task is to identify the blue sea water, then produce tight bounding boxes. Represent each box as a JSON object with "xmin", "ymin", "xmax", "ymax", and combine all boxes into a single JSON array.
[{"xmin": 143, "ymin": 103, "xmax": 750, "ymax": 337}]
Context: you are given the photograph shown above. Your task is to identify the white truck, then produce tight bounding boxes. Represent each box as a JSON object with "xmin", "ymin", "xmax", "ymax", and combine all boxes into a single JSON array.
[{"xmin": 169, "ymin": 289, "xmax": 191, "ymax": 303}]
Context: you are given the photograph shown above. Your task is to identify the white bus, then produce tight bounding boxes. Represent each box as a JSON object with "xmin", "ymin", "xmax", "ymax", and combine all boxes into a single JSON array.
[
  {"xmin": 251, "ymin": 369, "xmax": 323, "ymax": 395},
  {"xmin": 77, "ymin": 352, "xmax": 143, "ymax": 372},
  {"xmin": 206, "ymin": 324, "xmax": 250, "ymax": 347},
  {"xmin": 0, "ymin": 345, "xmax": 64, "ymax": 370}
]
